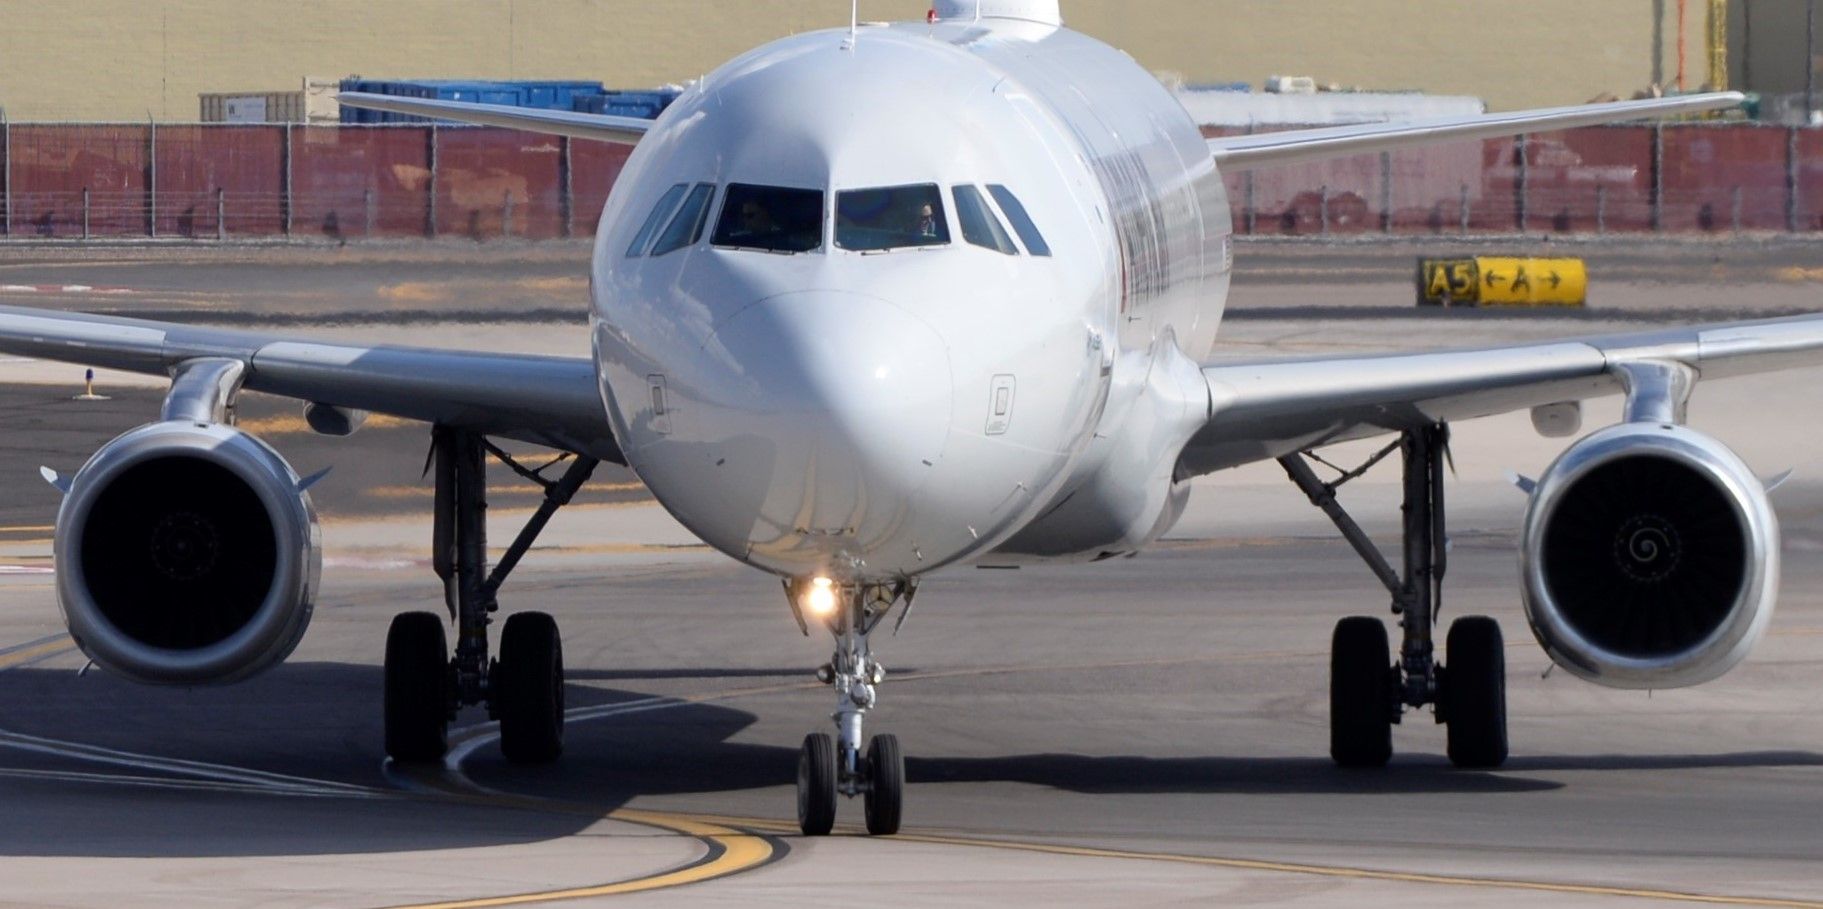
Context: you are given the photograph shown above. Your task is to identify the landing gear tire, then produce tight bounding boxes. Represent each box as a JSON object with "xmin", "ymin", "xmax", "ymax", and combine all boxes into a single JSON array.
[
  {"xmin": 385, "ymin": 611, "xmax": 450, "ymax": 763},
  {"xmin": 863, "ymin": 733, "xmax": 904, "ymax": 836},
  {"xmin": 1442, "ymin": 616, "xmax": 1508, "ymax": 769},
  {"xmin": 1330, "ymin": 616, "xmax": 1393, "ymax": 768},
  {"xmin": 797, "ymin": 733, "xmax": 838, "ymax": 836},
  {"xmin": 496, "ymin": 611, "xmax": 565, "ymax": 764}
]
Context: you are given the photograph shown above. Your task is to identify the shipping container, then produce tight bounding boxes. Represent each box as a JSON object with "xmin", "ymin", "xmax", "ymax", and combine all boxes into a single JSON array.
[
  {"xmin": 572, "ymin": 89, "xmax": 682, "ymax": 120},
  {"xmin": 200, "ymin": 91, "xmax": 304, "ymax": 123},
  {"xmin": 337, "ymin": 79, "xmax": 605, "ymax": 124},
  {"xmin": 202, "ymin": 77, "xmax": 345, "ymax": 123}
]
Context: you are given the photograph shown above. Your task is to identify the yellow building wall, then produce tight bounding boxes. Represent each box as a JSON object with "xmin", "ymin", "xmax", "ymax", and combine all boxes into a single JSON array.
[{"xmin": 0, "ymin": 0, "xmax": 1700, "ymax": 122}]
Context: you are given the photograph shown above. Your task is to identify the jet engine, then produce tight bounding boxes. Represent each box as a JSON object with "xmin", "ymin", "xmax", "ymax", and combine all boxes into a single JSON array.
[
  {"xmin": 53, "ymin": 421, "xmax": 321, "ymax": 684},
  {"xmin": 1519, "ymin": 422, "xmax": 1777, "ymax": 689}
]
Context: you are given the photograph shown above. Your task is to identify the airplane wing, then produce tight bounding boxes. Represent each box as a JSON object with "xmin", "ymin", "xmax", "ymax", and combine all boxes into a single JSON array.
[
  {"xmin": 1207, "ymin": 92, "xmax": 1743, "ymax": 171},
  {"xmin": 0, "ymin": 305, "xmax": 621, "ymax": 462},
  {"xmin": 1182, "ymin": 313, "xmax": 1823, "ymax": 476},
  {"xmin": 337, "ymin": 92, "xmax": 654, "ymax": 144}
]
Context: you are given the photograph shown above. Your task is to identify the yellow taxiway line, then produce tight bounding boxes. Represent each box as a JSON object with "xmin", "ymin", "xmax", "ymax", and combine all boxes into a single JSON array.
[
  {"xmin": 0, "ymin": 635, "xmax": 75, "ymax": 670},
  {"xmin": 379, "ymin": 809, "xmax": 776, "ymax": 909},
  {"xmin": 0, "ymin": 629, "xmax": 1814, "ymax": 908}
]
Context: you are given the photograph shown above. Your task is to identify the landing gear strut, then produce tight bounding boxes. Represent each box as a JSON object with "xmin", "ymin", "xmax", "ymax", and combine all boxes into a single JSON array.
[
  {"xmin": 383, "ymin": 427, "xmax": 598, "ymax": 765},
  {"xmin": 1280, "ymin": 423, "xmax": 1507, "ymax": 769},
  {"xmin": 793, "ymin": 580, "xmax": 912, "ymax": 836}
]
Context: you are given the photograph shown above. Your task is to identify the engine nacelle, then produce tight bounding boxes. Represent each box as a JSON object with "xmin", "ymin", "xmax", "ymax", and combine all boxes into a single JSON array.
[
  {"xmin": 54, "ymin": 421, "xmax": 321, "ymax": 684},
  {"xmin": 1520, "ymin": 422, "xmax": 1777, "ymax": 689}
]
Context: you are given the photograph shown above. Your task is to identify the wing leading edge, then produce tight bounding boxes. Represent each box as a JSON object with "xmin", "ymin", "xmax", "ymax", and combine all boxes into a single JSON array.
[
  {"xmin": 1183, "ymin": 313, "xmax": 1823, "ymax": 476},
  {"xmin": 1207, "ymin": 92, "xmax": 1744, "ymax": 171},
  {"xmin": 336, "ymin": 93, "xmax": 654, "ymax": 145},
  {"xmin": 0, "ymin": 305, "xmax": 621, "ymax": 463}
]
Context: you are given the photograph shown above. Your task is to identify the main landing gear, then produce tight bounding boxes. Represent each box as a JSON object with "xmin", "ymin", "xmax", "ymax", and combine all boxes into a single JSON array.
[
  {"xmin": 384, "ymin": 427, "xmax": 599, "ymax": 765},
  {"xmin": 1279, "ymin": 423, "xmax": 1508, "ymax": 769},
  {"xmin": 790, "ymin": 579, "xmax": 914, "ymax": 836}
]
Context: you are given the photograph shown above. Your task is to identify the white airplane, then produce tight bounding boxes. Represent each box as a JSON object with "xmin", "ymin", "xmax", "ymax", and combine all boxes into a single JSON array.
[{"xmin": 0, "ymin": 0, "xmax": 1808, "ymax": 837}]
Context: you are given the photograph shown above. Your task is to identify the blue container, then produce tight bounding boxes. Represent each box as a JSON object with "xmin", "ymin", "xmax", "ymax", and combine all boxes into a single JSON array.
[
  {"xmin": 339, "ymin": 78, "xmax": 607, "ymax": 124},
  {"xmin": 571, "ymin": 89, "xmax": 682, "ymax": 120},
  {"xmin": 1186, "ymin": 81, "xmax": 1253, "ymax": 93}
]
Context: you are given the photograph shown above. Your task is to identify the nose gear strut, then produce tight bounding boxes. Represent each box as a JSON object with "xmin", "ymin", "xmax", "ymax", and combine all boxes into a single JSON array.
[{"xmin": 793, "ymin": 580, "xmax": 911, "ymax": 836}]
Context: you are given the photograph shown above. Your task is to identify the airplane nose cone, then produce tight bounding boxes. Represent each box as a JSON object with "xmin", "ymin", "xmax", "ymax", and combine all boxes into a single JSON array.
[{"xmin": 695, "ymin": 291, "xmax": 953, "ymax": 572}]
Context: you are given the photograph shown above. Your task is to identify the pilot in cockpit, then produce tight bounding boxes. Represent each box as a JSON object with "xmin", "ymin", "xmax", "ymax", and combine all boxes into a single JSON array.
[
  {"xmin": 735, "ymin": 200, "xmax": 778, "ymax": 241},
  {"xmin": 915, "ymin": 203, "xmax": 939, "ymax": 239}
]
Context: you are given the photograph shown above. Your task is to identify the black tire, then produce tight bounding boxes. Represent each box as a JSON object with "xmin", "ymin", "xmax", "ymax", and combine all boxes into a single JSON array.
[
  {"xmin": 797, "ymin": 733, "xmax": 837, "ymax": 836},
  {"xmin": 497, "ymin": 611, "xmax": 564, "ymax": 764},
  {"xmin": 863, "ymin": 734, "xmax": 904, "ymax": 836},
  {"xmin": 1330, "ymin": 616, "xmax": 1394, "ymax": 768},
  {"xmin": 385, "ymin": 611, "xmax": 450, "ymax": 763},
  {"xmin": 1443, "ymin": 616, "xmax": 1508, "ymax": 769}
]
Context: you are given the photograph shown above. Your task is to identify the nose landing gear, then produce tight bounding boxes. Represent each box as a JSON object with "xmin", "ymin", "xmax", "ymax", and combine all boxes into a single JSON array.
[{"xmin": 790, "ymin": 580, "xmax": 912, "ymax": 836}]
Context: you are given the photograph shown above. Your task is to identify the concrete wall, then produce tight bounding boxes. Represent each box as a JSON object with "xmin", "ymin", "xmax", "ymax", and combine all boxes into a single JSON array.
[
  {"xmin": 0, "ymin": 0, "xmax": 1707, "ymax": 121},
  {"xmin": 1731, "ymin": 1, "xmax": 1819, "ymax": 98}
]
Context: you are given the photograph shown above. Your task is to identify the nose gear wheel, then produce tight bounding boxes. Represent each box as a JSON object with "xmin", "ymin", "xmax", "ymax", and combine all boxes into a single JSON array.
[{"xmin": 796, "ymin": 733, "xmax": 838, "ymax": 836}]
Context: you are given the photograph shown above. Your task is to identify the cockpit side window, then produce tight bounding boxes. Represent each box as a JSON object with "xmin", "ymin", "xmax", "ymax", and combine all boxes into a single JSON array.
[
  {"xmin": 712, "ymin": 183, "xmax": 825, "ymax": 253},
  {"xmin": 650, "ymin": 183, "xmax": 716, "ymax": 256},
  {"xmin": 836, "ymin": 184, "xmax": 949, "ymax": 252},
  {"xmin": 987, "ymin": 185, "xmax": 1052, "ymax": 257},
  {"xmin": 952, "ymin": 184, "xmax": 1018, "ymax": 255},
  {"xmin": 627, "ymin": 183, "xmax": 688, "ymax": 257}
]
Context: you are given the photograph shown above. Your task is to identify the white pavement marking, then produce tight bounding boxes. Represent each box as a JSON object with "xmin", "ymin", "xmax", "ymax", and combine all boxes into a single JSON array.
[
  {"xmin": 0, "ymin": 766, "xmax": 370, "ymax": 799},
  {"xmin": 0, "ymin": 729, "xmax": 389, "ymax": 799},
  {"xmin": 0, "ymin": 284, "xmax": 135, "ymax": 295}
]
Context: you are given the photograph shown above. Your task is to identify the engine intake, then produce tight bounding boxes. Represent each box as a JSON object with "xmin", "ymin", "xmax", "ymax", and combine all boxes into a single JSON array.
[
  {"xmin": 1520, "ymin": 422, "xmax": 1777, "ymax": 689},
  {"xmin": 55, "ymin": 421, "xmax": 321, "ymax": 684}
]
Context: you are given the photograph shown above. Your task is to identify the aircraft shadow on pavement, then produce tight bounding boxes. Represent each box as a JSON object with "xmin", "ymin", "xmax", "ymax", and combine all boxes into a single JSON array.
[
  {"xmin": 903, "ymin": 748, "xmax": 1823, "ymax": 796},
  {"xmin": 0, "ymin": 662, "xmax": 777, "ymax": 858},
  {"xmin": 5, "ymin": 660, "xmax": 1817, "ymax": 858},
  {"xmin": 1500, "ymin": 751, "xmax": 1823, "ymax": 773},
  {"xmin": 904, "ymin": 754, "xmax": 1561, "ymax": 795}
]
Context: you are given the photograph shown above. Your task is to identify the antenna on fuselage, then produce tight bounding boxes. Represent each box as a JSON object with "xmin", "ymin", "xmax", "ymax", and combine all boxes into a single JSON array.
[{"xmin": 847, "ymin": 0, "xmax": 859, "ymax": 47}]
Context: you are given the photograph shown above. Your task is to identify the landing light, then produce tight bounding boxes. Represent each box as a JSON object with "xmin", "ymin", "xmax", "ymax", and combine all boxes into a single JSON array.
[{"xmin": 805, "ymin": 576, "xmax": 838, "ymax": 616}]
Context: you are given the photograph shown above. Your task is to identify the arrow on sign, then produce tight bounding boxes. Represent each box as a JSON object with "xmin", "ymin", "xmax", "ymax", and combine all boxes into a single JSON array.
[
  {"xmin": 1546, "ymin": 271, "xmax": 1562, "ymax": 289},
  {"xmin": 1485, "ymin": 271, "xmax": 1506, "ymax": 287}
]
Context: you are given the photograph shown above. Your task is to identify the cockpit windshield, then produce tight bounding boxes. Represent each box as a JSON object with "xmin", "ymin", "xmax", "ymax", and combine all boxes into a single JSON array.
[
  {"xmin": 836, "ymin": 184, "xmax": 949, "ymax": 252},
  {"xmin": 712, "ymin": 184, "xmax": 824, "ymax": 253}
]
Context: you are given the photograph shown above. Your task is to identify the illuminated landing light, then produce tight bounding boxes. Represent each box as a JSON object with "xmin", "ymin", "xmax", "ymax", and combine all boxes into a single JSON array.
[{"xmin": 805, "ymin": 576, "xmax": 838, "ymax": 617}]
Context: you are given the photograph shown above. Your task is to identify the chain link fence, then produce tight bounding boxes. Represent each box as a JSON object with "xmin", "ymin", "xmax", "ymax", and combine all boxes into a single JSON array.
[
  {"xmin": 0, "ymin": 121, "xmax": 1816, "ymax": 242},
  {"xmin": 1215, "ymin": 122, "xmax": 1823, "ymax": 237}
]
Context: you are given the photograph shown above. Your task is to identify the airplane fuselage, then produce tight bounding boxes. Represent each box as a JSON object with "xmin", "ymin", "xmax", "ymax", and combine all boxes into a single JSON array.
[{"xmin": 591, "ymin": 17, "xmax": 1231, "ymax": 583}]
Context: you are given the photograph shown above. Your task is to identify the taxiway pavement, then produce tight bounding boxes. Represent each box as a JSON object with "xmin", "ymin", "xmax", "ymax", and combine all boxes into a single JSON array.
[{"xmin": 0, "ymin": 242, "xmax": 1817, "ymax": 906}]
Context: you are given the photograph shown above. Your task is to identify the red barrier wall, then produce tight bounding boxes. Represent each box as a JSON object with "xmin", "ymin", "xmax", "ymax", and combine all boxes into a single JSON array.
[
  {"xmin": 289, "ymin": 126, "xmax": 431, "ymax": 239},
  {"xmin": 434, "ymin": 128, "xmax": 563, "ymax": 240},
  {"xmin": 153, "ymin": 125, "xmax": 285, "ymax": 238},
  {"xmin": 7, "ymin": 125, "xmax": 149, "ymax": 237},
  {"xmin": 1661, "ymin": 126, "xmax": 1790, "ymax": 232},
  {"xmin": 3, "ymin": 122, "xmax": 1816, "ymax": 241},
  {"xmin": 569, "ymin": 140, "xmax": 634, "ymax": 237}
]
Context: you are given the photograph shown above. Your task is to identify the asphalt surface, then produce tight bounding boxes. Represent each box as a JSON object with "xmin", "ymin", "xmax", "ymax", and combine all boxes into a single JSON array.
[{"xmin": 0, "ymin": 241, "xmax": 1818, "ymax": 906}]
